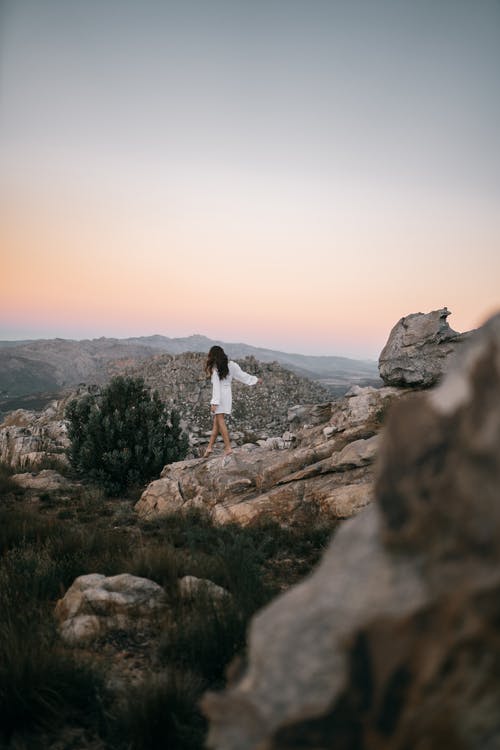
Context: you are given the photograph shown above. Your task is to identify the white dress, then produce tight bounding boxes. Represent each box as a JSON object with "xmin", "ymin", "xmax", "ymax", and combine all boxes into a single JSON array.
[{"xmin": 211, "ymin": 360, "xmax": 258, "ymax": 414}]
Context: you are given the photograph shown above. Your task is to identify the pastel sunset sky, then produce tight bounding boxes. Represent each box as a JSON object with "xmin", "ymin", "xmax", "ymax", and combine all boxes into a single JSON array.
[{"xmin": 1, "ymin": 0, "xmax": 499, "ymax": 358}]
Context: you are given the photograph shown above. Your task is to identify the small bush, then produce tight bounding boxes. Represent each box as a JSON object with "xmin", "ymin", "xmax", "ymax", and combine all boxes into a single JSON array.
[
  {"xmin": 159, "ymin": 595, "xmax": 248, "ymax": 687},
  {"xmin": 65, "ymin": 376, "xmax": 188, "ymax": 495},
  {"xmin": 107, "ymin": 670, "xmax": 206, "ymax": 750},
  {"xmin": 0, "ymin": 461, "xmax": 17, "ymax": 497},
  {"xmin": 0, "ymin": 507, "xmax": 56, "ymax": 553},
  {"xmin": 125, "ymin": 542, "xmax": 184, "ymax": 596},
  {"xmin": 0, "ymin": 545, "xmax": 62, "ymax": 604}
]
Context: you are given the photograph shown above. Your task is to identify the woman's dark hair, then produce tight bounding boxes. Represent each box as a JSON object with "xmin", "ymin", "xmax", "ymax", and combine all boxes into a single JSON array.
[{"xmin": 205, "ymin": 345, "xmax": 229, "ymax": 379}]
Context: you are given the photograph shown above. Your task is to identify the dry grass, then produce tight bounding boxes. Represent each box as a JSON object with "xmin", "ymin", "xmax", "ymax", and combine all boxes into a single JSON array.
[{"xmin": 0, "ymin": 484, "xmax": 337, "ymax": 749}]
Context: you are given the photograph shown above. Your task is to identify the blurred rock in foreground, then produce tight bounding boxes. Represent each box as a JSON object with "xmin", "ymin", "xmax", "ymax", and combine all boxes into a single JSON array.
[{"xmin": 203, "ymin": 312, "xmax": 500, "ymax": 750}]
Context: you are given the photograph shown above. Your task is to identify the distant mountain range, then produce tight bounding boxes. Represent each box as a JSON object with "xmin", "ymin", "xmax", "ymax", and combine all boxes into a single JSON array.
[{"xmin": 0, "ymin": 334, "xmax": 381, "ymax": 415}]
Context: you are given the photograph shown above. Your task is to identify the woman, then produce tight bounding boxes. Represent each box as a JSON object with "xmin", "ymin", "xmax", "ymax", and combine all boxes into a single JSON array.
[{"xmin": 204, "ymin": 345, "xmax": 262, "ymax": 459}]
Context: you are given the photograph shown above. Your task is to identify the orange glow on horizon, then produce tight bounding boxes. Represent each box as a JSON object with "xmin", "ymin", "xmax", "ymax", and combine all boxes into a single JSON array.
[{"xmin": 1, "ymin": 175, "xmax": 499, "ymax": 357}]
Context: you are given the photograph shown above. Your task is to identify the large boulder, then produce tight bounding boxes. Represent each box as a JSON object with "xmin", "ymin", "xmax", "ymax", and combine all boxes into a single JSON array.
[
  {"xmin": 55, "ymin": 573, "xmax": 168, "ymax": 645},
  {"xmin": 203, "ymin": 312, "xmax": 500, "ymax": 750},
  {"xmin": 135, "ymin": 386, "xmax": 405, "ymax": 526},
  {"xmin": 379, "ymin": 307, "xmax": 471, "ymax": 387}
]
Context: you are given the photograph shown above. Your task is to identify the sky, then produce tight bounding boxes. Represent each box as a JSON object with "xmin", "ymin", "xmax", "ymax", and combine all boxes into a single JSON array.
[{"xmin": 1, "ymin": 0, "xmax": 499, "ymax": 359}]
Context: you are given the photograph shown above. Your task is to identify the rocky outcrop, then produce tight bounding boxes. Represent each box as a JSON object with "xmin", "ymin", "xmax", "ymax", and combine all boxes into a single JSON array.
[
  {"xmin": 0, "ymin": 400, "xmax": 70, "ymax": 468},
  {"xmin": 135, "ymin": 386, "xmax": 404, "ymax": 526},
  {"xmin": 55, "ymin": 573, "xmax": 168, "ymax": 645},
  {"xmin": 118, "ymin": 352, "xmax": 330, "ymax": 443},
  {"xmin": 379, "ymin": 307, "xmax": 471, "ymax": 387},
  {"xmin": 203, "ymin": 312, "xmax": 500, "ymax": 750}
]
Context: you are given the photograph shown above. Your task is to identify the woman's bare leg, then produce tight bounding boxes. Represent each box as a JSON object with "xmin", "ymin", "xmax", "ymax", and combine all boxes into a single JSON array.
[
  {"xmin": 205, "ymin": 417, "xmax": 219, "ymax": 456},
  {"xmin": 216, "ymin": 414, "xmax": 232, "ymax": 454}
]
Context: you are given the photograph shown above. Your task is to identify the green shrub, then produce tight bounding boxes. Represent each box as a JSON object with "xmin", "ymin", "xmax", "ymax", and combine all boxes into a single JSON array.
[{"xmin": 65, "ymin": 376, "xmax": 188, "ymax": 495}]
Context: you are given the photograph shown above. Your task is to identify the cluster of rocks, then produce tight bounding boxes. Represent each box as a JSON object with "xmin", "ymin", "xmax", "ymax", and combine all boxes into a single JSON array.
[{"xmin": 55, "ymin": 572, "xmax": 230, "ymax": 647}]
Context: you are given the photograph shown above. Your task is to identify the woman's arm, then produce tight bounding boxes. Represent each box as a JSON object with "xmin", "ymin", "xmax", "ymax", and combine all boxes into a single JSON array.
[{"xmin": 230, "ymin": 361, "xmax": 261, "ymax": 386}]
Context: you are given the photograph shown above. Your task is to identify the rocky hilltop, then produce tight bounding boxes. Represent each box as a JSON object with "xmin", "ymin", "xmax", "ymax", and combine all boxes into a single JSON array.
[
  {"xmin": 131, "ymin": 307, "xmax": 476, "ymax": 526},
  {"xmin": 111, "ymin": 352, "xmax": 329, "ymax": 444},
  {"xmin": 0, "ymin": 307, "xmax": 469, "ymax": 473},
  {"xmin": 0, "ymin": 355, "xmax": 329, "ymax": 468},
  {"xmin": 135, "ymin": 384, "xmax": 406, "ymax": 526}
]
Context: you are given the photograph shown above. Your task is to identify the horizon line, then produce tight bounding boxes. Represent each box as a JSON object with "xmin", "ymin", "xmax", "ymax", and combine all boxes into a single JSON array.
[{"xmin": 0, "ymin": 332, "xmax": 379, "ymax": 363}]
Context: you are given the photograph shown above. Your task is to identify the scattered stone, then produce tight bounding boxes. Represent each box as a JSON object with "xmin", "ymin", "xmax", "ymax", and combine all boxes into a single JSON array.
[
  {"xmin": 331, "ymin": 434, "xmax": 380, "ymax": 468},
  {"xmin": 179, "ymin": 576, "xmax": 230, "ymax": 601},
  {"xmin": 256, "ymin": 431, "xmax": 296, "ymax": 451}
]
